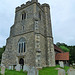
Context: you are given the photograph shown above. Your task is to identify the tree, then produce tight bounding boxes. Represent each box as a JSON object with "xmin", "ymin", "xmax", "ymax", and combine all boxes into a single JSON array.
[
  {"xmin": 0, "ymin": 46, "xmax": 6, "ymax": 63},
  {"xmin": 69, "ymin": 46, "xmax": 75, "ymax": 64},
  {"xmin": 59, "ymin": 46, "xmax": 70, "ymax": 52},
  {"xmin": 56, "ymin": 42, "xmax": 69, "ymax": 52},
  {"xmin": 56, "ymin": 42, "xmax": 61, "ymax": 46}
]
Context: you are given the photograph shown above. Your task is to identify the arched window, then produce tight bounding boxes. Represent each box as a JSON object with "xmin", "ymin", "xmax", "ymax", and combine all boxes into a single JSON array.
[
  {"xmin": 39, "ymin": 12, "xmax": 41, "ymax": 20},
  {"xmin": 18, "ymin": 37, "xmax": 26, "ymax": 53},
  {"xmin": 22, "ymin": 12, "xmax": 26, "ymax": 20}
]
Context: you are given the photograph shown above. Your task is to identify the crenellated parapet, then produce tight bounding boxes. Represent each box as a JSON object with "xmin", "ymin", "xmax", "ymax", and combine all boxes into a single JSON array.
[
  {"xmin": 16, "ymin": 1, "xmax": 32, "ymax": 12},
  {"xmin": 41, "ymin": 3, "xmax": 50, "ymax": 9},
  {"xmin": 16, "ymin": 1, "xmax": 50, "ymax": 13},
  {"xmin": 26, "ymin": 1, "xmax": 31, "ymax": 5},
  {"xmin": 16, "ymin": 6, "xmax": 21, "ymax": 12},
  {"xmin": 15, "ymin": 1, "xmax": 43, "ymax": 12}
]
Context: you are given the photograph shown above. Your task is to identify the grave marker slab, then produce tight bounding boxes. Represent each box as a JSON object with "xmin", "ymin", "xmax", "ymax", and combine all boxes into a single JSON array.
[
  {"xmin": 23, "ymin": 65, "xmax": 29, "ymax": 72},
  {"xmin": 59, "ymin": 61, "xmax": 64, "ymax": 68},
  {"xmin": 15, "ymin": 64, "xmax": 21, "ymax": 71},
  {"xmin": 1, "ymin": 66, "xmax": 5, "ymax": 75},
  {"xmin": 67, "ymin": 69, "xmax": 75, "ymax": 75},
  {"xmin": 58, "ymin": 69, "xmax": 65, "ymax": 75},
  {"xmin": 28, "ymin": 67, "xmax": 38, "ymax": 75},
  {"xmin": 9, "ymin": 66, "xmax": 12, "ymax": 70}
]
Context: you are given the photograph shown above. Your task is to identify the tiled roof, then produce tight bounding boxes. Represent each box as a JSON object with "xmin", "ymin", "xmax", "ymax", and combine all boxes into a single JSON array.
[
  {"xmin": 54, "ymin": 44, "xmax": 64, "ymax": 53},
  {"xmin": 55, "ymin": 52, "xmax": 69, "ymax": 60}
]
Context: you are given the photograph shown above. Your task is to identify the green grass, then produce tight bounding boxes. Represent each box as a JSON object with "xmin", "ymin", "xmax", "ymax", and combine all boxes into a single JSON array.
[
  {"xmin": 0, "ymin": 69, "xmax": 27, "ymax": 75},
  {"xmin": 39, "ymin": 65, "xmax": 70, "ymax": 75},
  {"xmin": 39, "ymin": 67, "xmax": 58, "ymax": 75},
  {"xmin": 0, "ymin": 65, "xmax": 69, "ymax": 75}
]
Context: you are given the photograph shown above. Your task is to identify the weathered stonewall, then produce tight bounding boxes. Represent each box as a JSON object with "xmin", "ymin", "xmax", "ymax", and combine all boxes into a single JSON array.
[
  {"xmin": 1, "ymin": 66, "xmax": 5, "ymax": 75},
  {"xmin": 58, "ymin": 69, "xmax": 65, "ymax": 75},
  {"xmin": 67, "ymin": 68, "xmax": 75, "ymax": 75},
  {"xmin": 15, "ymin": 64, "xmax": 21, "ymax": 71}
]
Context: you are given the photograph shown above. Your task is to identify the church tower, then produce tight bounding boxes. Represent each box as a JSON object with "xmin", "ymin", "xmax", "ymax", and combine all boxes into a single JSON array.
[{"xmin": 1, "ymin": 0, "xmax": 55, "ymax": 68}]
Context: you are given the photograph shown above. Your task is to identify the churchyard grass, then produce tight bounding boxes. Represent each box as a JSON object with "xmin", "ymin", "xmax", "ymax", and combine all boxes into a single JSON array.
[
  {"xmin": 39, "ymin": 67, "xmax": 58, "ymax": 75},
  {"xmin": 0, "ymin": 69, "xmax": 27, "ymax": 75},
  {"xmin": 0, "ymin": 65, "xmax": 69, "ymax": 75},
  {"xmin": 39, "ymin": 65, "xmax": 69, "ymax": 75}
]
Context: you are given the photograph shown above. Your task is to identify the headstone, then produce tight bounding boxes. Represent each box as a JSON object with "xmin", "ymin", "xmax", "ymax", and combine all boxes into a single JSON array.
[
  {"xmin": 15, "ymin": 64, "xmax": 21, "ymax": 71},
  {"xmin": 58, "ymin": 69, "xmax": 65, "ymax": 75},
  {"xmin": 59, "ymin": 61, "xmax": 64, "ymax": 68},
  {"xmin": 11, "ymin": 66, "xmax": 13, "ymax": 70},
  {"xmin": 1, "ymin": 66, "xmax": 5, "ymax": 75},
  {"xmin": 67, "ymin": 68, "xmax": 75, "ymax": 75},
  {"xmin": 20, "ymin": 65, "xmax": 22, "ymax": 70},
  {"xmin": 1, "ymin": 64, "xmax": 4, "ymax": 66},
  {"xmin": 9, "ymin": 66, "xmax": 12, "ymax": 70},
  {"xmin": 70, "ymin": 64, "xmax": 72, "ymax": 67},
  {"xmin": 9, "ymin": 66, "xmax": 13, "ymax": 70},
  {"xmin": 28, "ymin": 66, "xmax": 38, "ymax": 75},
  {"xmin": 73, "ymin": 63, "xmax": 75, "ymax": 66},
  {"xmin": 23, "ymin": 65, "xmax": 29, "ymax": 72}
]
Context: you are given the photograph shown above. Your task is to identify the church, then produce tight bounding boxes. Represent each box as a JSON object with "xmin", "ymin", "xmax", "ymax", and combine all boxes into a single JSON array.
[
  {"xmin": 1, "ymin": 0, "xmax": 55, "ymax": 68},
  {"xmin": 1, "ymin": 0, "xmax": 69, "ymax": 69}
]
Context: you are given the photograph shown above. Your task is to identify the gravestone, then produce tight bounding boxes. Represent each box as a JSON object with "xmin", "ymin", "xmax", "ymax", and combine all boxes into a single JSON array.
[
  {"xmin": 73, "ymin": 63, "xmax": 75, "ymax": 66},
  {"xmin": 20, "ymin": 65, "xmax": 22, "ymax": 69},
  {"xmin": 59, "ymin": 61, "xmax": 64, "ymax": 68},
  {"xmin": 9, "ymin": 66, "xmax": 13, "ymax": 70},
  {"xmin": 15, "ymin": 64, "xmax": 21, "ymax": 71},
  {"xmin": 1, "ymin": 64, "xmax": 4, "ymax": 66},
  {"xmin": 11, "ymin": 66, "xmax": 13, "ymax": 70},
  {"xmin": 58, "ymin": 69, "xmax": 65, "ymax": 75},
  {"xmin": 28, "ymin": 67, "xmax": 38, "ymax": 75},
  {"xmin": 67, "ymin": 69, "xmax": 75, "ymax": 75},
  {"xmin": 9, "ymin": 66, "xmax": 12, "ymax": 70},
  {"xmin": 23, "ymin": 65, "xmax": 29, "ymax": 72},
  {"xmin": 1, "ymin": 66, "xmax": 5, "ymax": 75}
]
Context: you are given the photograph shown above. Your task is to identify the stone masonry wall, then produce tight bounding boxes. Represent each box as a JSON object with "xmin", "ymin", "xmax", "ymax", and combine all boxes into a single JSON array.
[{"xmin": 1, "ymin": 0, "xmax": 55, "ymax": 68}]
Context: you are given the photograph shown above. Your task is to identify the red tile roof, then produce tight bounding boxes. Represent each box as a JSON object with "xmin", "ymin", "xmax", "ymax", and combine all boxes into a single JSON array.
[
  {"xmin": 54, "ymin": 44, "xmax": 64, "ymax": 53},
  {"xmin": 55, "ymin": 52, "xmax": 69, "ymax": 60}
]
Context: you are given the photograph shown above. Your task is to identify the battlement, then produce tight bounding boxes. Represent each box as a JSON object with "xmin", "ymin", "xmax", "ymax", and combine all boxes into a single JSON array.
[
  {"xmin": 26, "ymin": 1, "xmax": 32, "ymax": 5},
  {"xmin": 15, "ymin": 1, "xmax": 50, "ymax": 12},
  {"xmin": 15, "ymin": 1, "xmax": 42, "ymax": 12},
  {"xmin": 16, "ymin": 1, "xmax": 32, "ymax": 12},
  {"xmin": 41, "ymin": 3, "xmax": 50, "ymax": 9}
]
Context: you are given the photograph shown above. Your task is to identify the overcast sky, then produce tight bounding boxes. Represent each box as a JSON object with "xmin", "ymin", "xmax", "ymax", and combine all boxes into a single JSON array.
[{"xmin": 0, "ymin": 0, "xmax": 75, "ymax": 47}]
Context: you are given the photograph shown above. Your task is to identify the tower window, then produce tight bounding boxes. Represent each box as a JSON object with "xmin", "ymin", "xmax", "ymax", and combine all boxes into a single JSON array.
[
  {"xmin": 39, "ymin": 12, "xmax": 41, "ymax": 20},
  {"xmin": 21, "ymin": 43, "xmax": 23, "ymax": 53},
  {"xmin": 24, "ymin": 42, "xmax": 25, "ymax": 52},
  {"xmin": 18, "ymin": 38, "xmax": 26, "ymax": 53},
  {"xmin": 22, "ymin": 12, "xmax": 26, "ymax": 20},
  {"xmin": 19, "ymin": 44, "xmax": 20, "ymax": 53}
]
